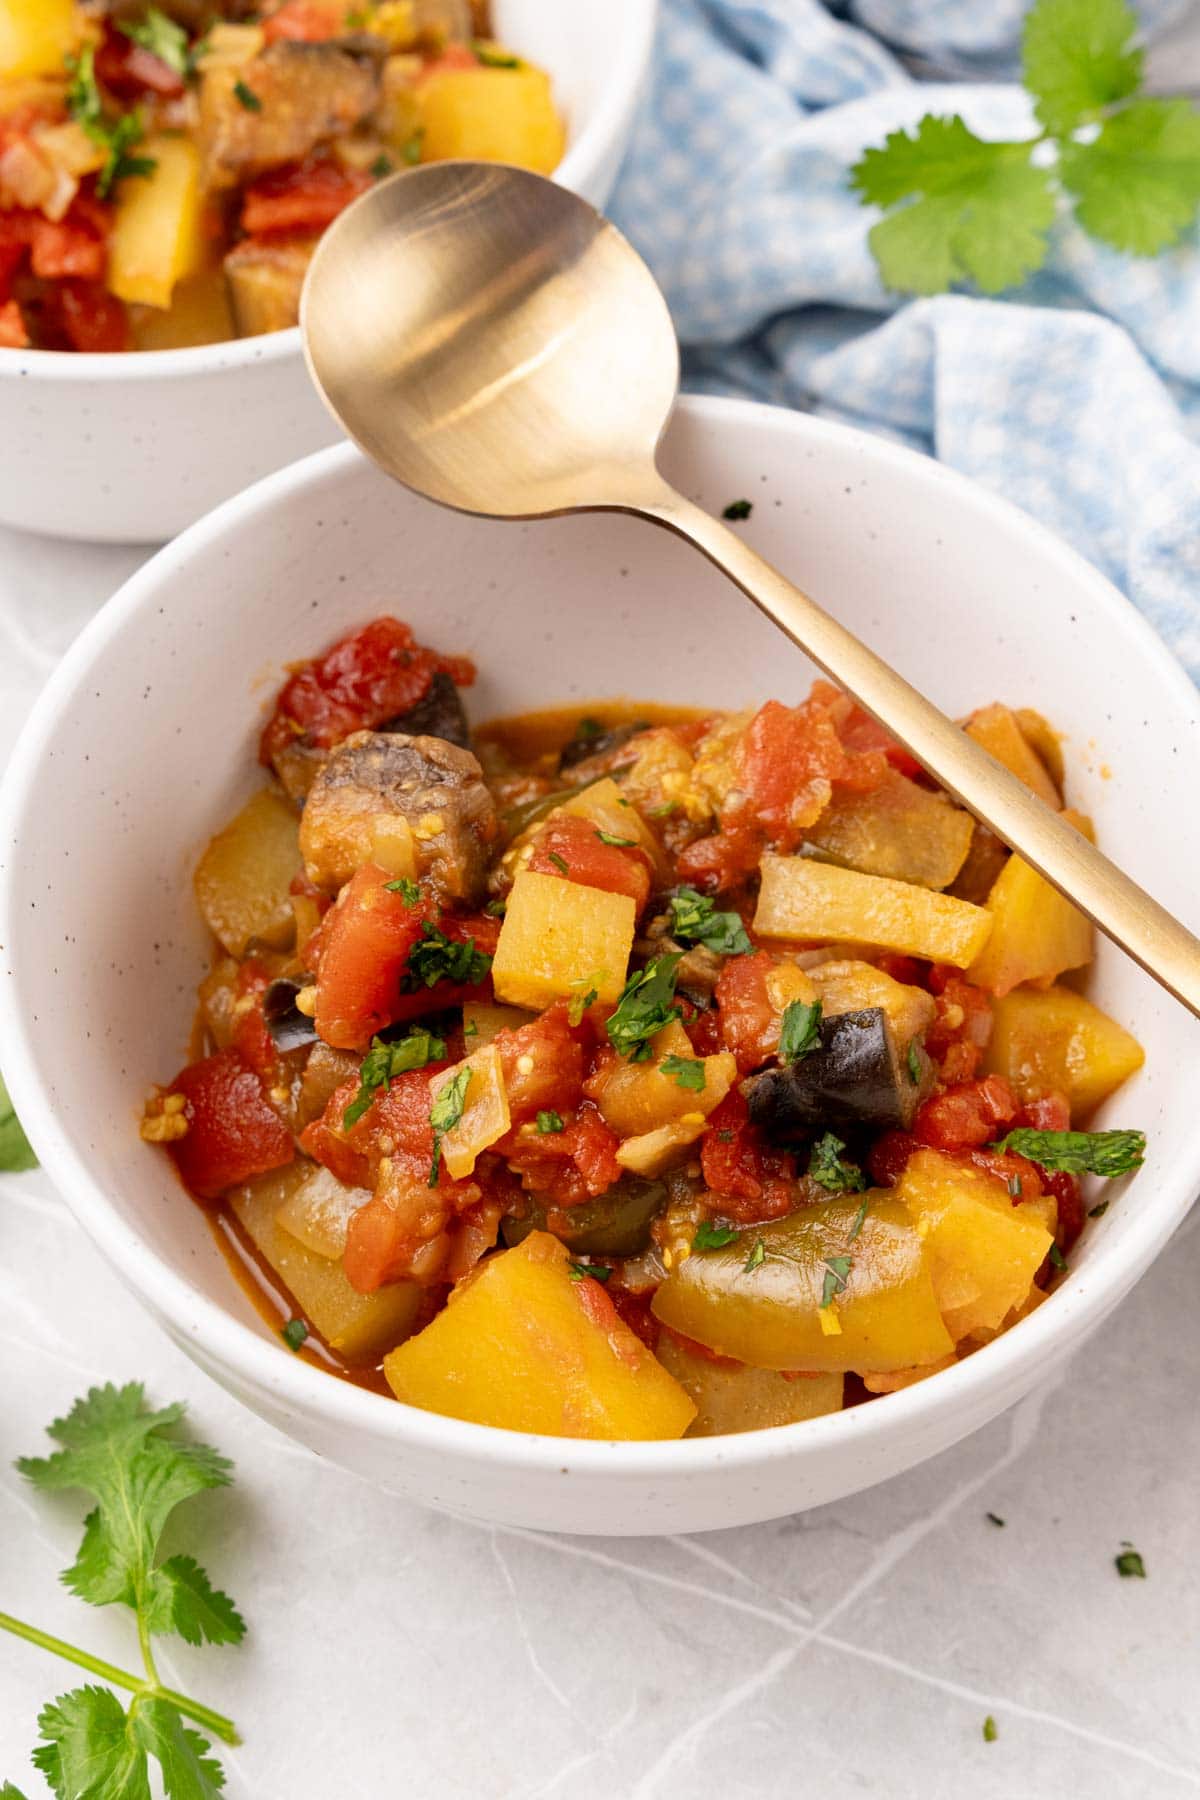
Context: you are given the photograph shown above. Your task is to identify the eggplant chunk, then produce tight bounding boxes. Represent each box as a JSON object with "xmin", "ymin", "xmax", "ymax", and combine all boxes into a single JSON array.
[
  {"xmin": 382, "ymin": 670, "xmax": 471, "ymax": 749},
  {"xmin": 744, "ymin": 1007, "xmax": 927, "ymax": 1138},
  {"xmin": 199, "ymin": 42, "xmax": 380, "ymax": 186},
  {"xmin": 558, "ymin": 721, "xmax": 642, "ymax": 774},
  {"xmin": 501, "ymin": 1176, "xmax": 667, "ymax": 1259},
  {"xmin": 224, "ymin": 233, "xmax": 318, "ymax": 338},
  {"xmin": 299, "ymin": 730, "xmax": 499, "ymax": 902}
]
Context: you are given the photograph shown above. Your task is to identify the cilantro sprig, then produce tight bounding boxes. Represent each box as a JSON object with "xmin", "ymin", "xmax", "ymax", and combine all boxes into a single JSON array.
[
  {"xmin": 66, "ymin": 44, "xmax": 157, "ymax": 199},
  {"xmin": 779, "ymin": 998, "xmax": 821, "ymax": 1064},
  {"xmin": 2, "ymin": 1384, "xmax": 244, "ymax": 1797},
  {"xmin": 405, "ymin": 922, "xmax": 492, "ymax": 991},
  {"xmin": 668, "ymin": 888, "xmax": 752, "ymax": 957},
  {"xmin": 429, "ymin": 1065, "xmax": 471, "ymax": 1185},
  {"xmin": 606, "ymin": 953, "xmax": 683, "ymax": 1060},
  {"xmin": 851, "ymin": 0, "xmax": 1200, "ymax": 295},
  {"xmin": 119, "ymin": 6, "xmax": 194, "ymax": 82},
  {"xmin": 343, "ymin": 1026, "xmax": 446, "ymax": 1128},
  {"xmin": 991, "ymin": 1126, "xmax": 1145, "ymax": 1177}
]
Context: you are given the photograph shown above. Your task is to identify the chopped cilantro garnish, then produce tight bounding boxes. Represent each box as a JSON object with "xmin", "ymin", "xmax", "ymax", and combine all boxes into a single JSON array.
[
  {"xmin": 568, "ymin": 1260, "xmax": 612, "ymax": 1283},
  {"xmin": 662, "ymin": 1054, "xmax": 705, "ymax": 1092},
  {"xmin": 1115, "ymin": 1543, "xmax": 1146, "ymax": 1578},
  {"xmin": 693, "ymin": 1219, "xmax": 739, "ymax": 1251},
  {"xmin": 401, "ymin": 131, "xmax": 424, "ymax": 165},
  {"xmin": 371, "ymin": 153, "xmax": 394, "ymax": 178},
  {"xmin": 429, "ymin": 1065, "xmax": 471, "ymax": 1186},
  {"xmin": 596, "ymin": 828, "xmax": 638, "ymax": 847},
  {"xmin": 820, "ymin": 1195, "xmax": 870, "ymax": 1310},
  {"xmin": 647, "ymin": 801, "xmax": 678, "ymax": 819},
  {"xmin": 743, "ymin": 1236, "xmax": 766, "ymax": 1273},
  {"xmin": 991, "ymin": 1127, "xmax": 1145, "ymax": 1176},
  {"xmin": 567, "ymin": 982, "xmax": 600, "ymax": 1027},
  {"xmin": 344, "ymin": 1027, "xmax": 447, "ymax": 1128},
  {"xmin": 281, "ymin": 1317, "xmax": 308, "ymax": 1352},
  {"xmin": 384, "ymin": 875, "xmax": 421, "ymax": 905},
  {"xmin": 119, "ymin": 6, "xmax": 192, "ymax": 80},
  {"xmin": 606, "ymin": 953, "xmax": 682, "ymax": 1060},
  {"xmin": 547, "ymin": 851, "xmax": 570, "ymax": 875},
  {"xmin": 1089, "ymin": 1200, "xmax": 1110, "ymax": 1219},
  {"xmin": 906, "ymin": 1038, "xmax": 923, "ymax": 1084},
  {"xmin": 485, "ymin": 898, "xmax": 506, "ymax": 918},
  {"xmin": 986, "ymin": 1512, "xmax": 1006, "ymax": 1527},
  {"xmin": 808, "ymin": 1132, "xmax": 867, "ymax": 1193},
  {"xmin": 537, "ymin": 1109, "xmax": 565, "ymax": 1134},
  {"xmin": 722, "ymin": 498, "xmax": 753, "ymax": 520},
  {"xmin": 668, "ymin": 887, "xmax": 752, "ymax": 957},
  {"xmin": 780, "ymin": 998, "xmax": 822, "ymax": 1064},
  {"xmin": 66, "ymin": 46, "xmax": 157, "ymax": 198},
  {"xmin": 1048, "ymin": 1243, "xmax": 1068, "ymax": 1272},
  {"xmin": 982, "ymin": 1716, "xmax": 998, "ymax": 1743},
  {"xmin": 406, "ymin": 922, "xmax": 492, "ymax": 991},
  {"xmin": 473, "ymin": 40, "xmax": 521, "ymax": 67},
  {"xmin": 234, "ymin": 78, "xmax": 262, "ymax": 111}
]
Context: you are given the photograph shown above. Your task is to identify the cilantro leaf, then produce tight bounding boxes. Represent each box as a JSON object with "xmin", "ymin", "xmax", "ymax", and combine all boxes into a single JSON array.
[
  {"xmin": 596, "ymin": 829, "xmax": 637, "ymax": 847},
  {"xmin": 779, "ymin": 999, "xmax": 821, "ymax": 1064},
  {"xmin": 668, "ymin": 889, "xmax": 752, "ymax": 957},
  {"xmin": 473, "ymin": 41, "xmax": 520, "ymax": 68},
  {"xmin": 133, "ymin": 1699, "xmax": 226, "ymax": 1798},
  {"xmin": 567, "ymin": 1261, "xmax": 612, "ymax": 1283},
  {"xmin": 429, "ymin": 1065, "xmax": 471, "ymax": 1185},
  {"xmin": 536, "ymin": 1109, "xmax": 564, "ymax": 1134},
  {"xmin": 807, "ymin": 1133, "xmax": 867, "ymax": 1193},
  {"xmin": 1115, "ymin": 1543, "xmax": 1146, "ymax": 1578},
  {"xmin": 567, "ymin": 984, "xmax": 599, "ymax": 1027},
  {"xmin": 383, "ymin": 876, "xmax": 420, "ymax": 905},
  {"xmin": 991, "ymin": 1127, "xmax": 1145, "ymax": 1176},
  {"xmin": 606, "ymin": 954, "xmax": 683, "ymax": 1060},
  {"xmin": 2, "ymin": 1784, "xmax": 30, "ymax": 1798},
  {"xmin": 821, "ymin": 1254, "xmax": 853, "ymax": 1309},
  {"xmin": 693, "ymin": 1219, "xmax": 739, "ymax": 1251},
  {"xmin": 119, "ymin": 7, "xmax": 193, "ymax": 82},
  {"xmin": 233, "ymin": 78, "xmax": 262, "ymax": 112},
  {"xmin": 661, "ymin": 1054, "xmax": 705, "ymax": 1092},
  {"xmin": 1022, "ymin": 0, "xmax": 1142, "ymax": 135},
  {"xmin": 142, "ymin": 1555, "xmax": 245, "ymax": 1649},
  {"xmin": 65, "ymin": 47, "xmax": 156, "ymax": 199},
  {"xmin": 743, "ymin": 1237, "xmax": 766, "ymax": 1273},
  {"xmin": 1060, "ymin": 99, "xmax": 1200, "ymax": 255},
  {"xmin": 343, "ymin": 1027, "xmax": 446, "ymax": 1128},
  {"xmin": 722, "ymin": 499, "xmax": 752, "ymax": 521},
  {"xmin": 405, "ymin": 923, "xmax": 491, "ymax": 991},
  {"xmin": 0, "ymin": 1071, "xmax": 37, "ymax": 1172},
  {"xmin": 32, "ymin": 1686, "xmax": 149, "ymax": 1800},
  {"xmin": 851, "ymin": 115, "xmax": 1056, "ymax": 295},
  {"xmin": 17, "ymin": 1385, "xmax": 235, "ymax": 1640}
]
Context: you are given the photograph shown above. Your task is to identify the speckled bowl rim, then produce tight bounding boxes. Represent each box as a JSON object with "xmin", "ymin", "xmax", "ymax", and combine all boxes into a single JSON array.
[
  {"xmin": 4, "ymin": 396, "xmax": 1200, "ymax": 1481},
  {"xmin": 0, "ymin": 0, "xmax": 656, "ymax": 384}
]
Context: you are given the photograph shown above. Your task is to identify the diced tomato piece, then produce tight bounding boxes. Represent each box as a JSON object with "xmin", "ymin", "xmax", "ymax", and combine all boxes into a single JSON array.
[
  {"xmin": 241, "ymin": 159, "xmax": 372, "ymax": 237},
  {"xmin": 732, "ymin": 700, "xmax": 845, "ymax": 849},
  {"xmin": 714, "ymin": 950, "xmax": 791, "ymax": 1075},
  {"xmin": 825, "ymin": 693, "xmax": 923, "ymax": 781},
  {"xmin": 608, "ymin": 1287, "xmax": 659, "ymax": 1348},
  {"xmin": 675, "ymin": 825, "xmax": 764, "ymax": 892},
  {"xmin": 166, "ymin": 1049, "xmax": 293, "ymax": 1202},
  {"xmin": 913, "ymin": 1074, "xmax": 1019, "ymax": 1152},
  {"xmin": 263, "ymin": 0, "xmax": 345, "ymax": 41},
  {"xmin": 494, "ymin": 1001, "xmax": 585, "ymax": 1124},
  {"xmin": 28, "ymin": 209, "xmax": 106, "ymax": 281},
  {"xmin": 699, "ymin": 1090, "xmax": 796, "ymax": 1223},
  {"xmin": 682, "ymin": 1003, "xmax": 723, "ymax": 1056},
  {"xmin": 52, "ymin": 280, "xmax": 129, "ymax": 353},
  {"xmin": 0, "ymin": 298, "xmax": 28, "ymax": 347},
  {"xmin": 312, "ymin": 863, "xmax": 433, "ymax": 1049},
  {"xmin": 503, "ymin": 1101, "xmax": 621, "ymax": 1208},
  {"xmin": 299, "ymin": 1076, "xmax": 371, "ymax": 1187},
  {"xmin": 341, "ymin": 1191, "xmax": 411, "ymax": 1291},
  {"xmin": 527, "ymin": 813, "xmax": 652, "ymax": 912},
  {"xmin": 229, "ymin": 960, "xmax": 285, "ymax": 1084},
  {"xmin": 867, "ymin": 1128, "xmax": 919, "ymax": 1188},
  {"xmin": 925, "ymin": 969, "xmax": 994, "ymax": 1082},
  {"xmin": 1021, "ymin": 1091, "xmax": 1071, "ymax": 1133},
  {"xmin": 260, "ymin": 615, "xmax": 475, "ymax": 763},
  {"xmin": 1045, "ymin": 1168, "xmax": 1083, "ymax": 1250},
  {"xmin": 966, "ymin": 1147, "xmax": 1044, "ymax": 1200},
  {"xmin": 876, "ymin": 953, "xmax": 925, "ymax": 987},
  {"xmin": 95, "ymin": 24, "xmax": 186, "ymax": 98}
]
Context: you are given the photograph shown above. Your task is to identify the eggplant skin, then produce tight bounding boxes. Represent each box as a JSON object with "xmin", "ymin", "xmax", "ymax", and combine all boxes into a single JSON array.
[
  {"xmin": 382, "ymin": 671, "xmax": 470, "ymax": 749},
  {"xmin": 501, "ymin": 1176, "xmax": 667, "ymax": 1259},
  {"xmin": 743, "ymin": 1007, "xmax": 921, "ymax": 1138}
]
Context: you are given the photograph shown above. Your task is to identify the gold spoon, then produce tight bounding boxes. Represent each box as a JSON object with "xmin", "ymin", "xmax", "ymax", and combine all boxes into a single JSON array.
[{"xmin": 302, "ymin": 161, "xmax": 1200, "ymax": 1020}]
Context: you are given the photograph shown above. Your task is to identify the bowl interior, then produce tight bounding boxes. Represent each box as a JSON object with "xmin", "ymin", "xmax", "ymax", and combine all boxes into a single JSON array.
[{"xmin": 4, "ymin": 397, "xmax": 1198, "ymax": 1458}]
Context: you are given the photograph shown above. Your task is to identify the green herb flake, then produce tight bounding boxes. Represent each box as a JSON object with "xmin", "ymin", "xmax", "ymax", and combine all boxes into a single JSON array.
[
  {"xmin": 406, "ymin": 921, "xmax": 492, "ymax": 991},
  {"xmin": 568, "ymin": 1261, "xmax": 612, "ymax": 1283},
  {"xmin": 233, "ymin": 77, "xmax": 262, "ymax": 111},
  {"xmin": 548, "ymin": 851, "xmax": 570, "ymax": 875},
  {"xmin": 821, "ymin": 1254, "xmax": 853, "ymax": 1309},
  {"xmin": 370, "ymin": 153, "xmax": 394, "ymax": 177},
  {"xmin": 1048, "ymin": 1243, "xmax": 1068, "ymax": 1272},
  {"xmin": 596, "ymin": 828, "xmax": 638, "ymax": 847},
  {"xmin": 384, "ymin": 875, "xmax": 421, "ymax": 904},
  {"xmin": 606, "ymin": 953, "xmax": 683, "ymax": 1060},
  {"xmin": 429, "ymin": 1065, "xmax": 471, "ymax": 1186},
  {"xmin": 536, "ymin": 1109, "xmax": 565, "ymax": 1134},
  {"xmin": 662, "ymin": 1054, "xmax": 705, "ymax": 1092},
  {"xmin": 66, "ymin": 49, "xmax": 158, "ymax": 198},
  {"xmin": 668, "ymin": 887, "xmax": 752, "ymax": 957},
  {"xmin": 281, "ymin": 1317, "xmax": 308, "ymax": 1352},
  {"xmin": 0, "ymin": 1072, "xmax": 37, "ymax": 1172},
  {"xmin": 906, "ymin": 1038, "xmax": 923, "ymax": 1085},
  {"xmin": 693, "ymin": 1219, "xmax": 739, "ymax": 1251},
  {"xmin": 647, "ymin": 801, "xmax": 678, "ymax": 819},
  {"xmin": 1115, "ymin": 1543, "xmax": 1146, "ymax": 1578},
  {"xmin": 473, "ymin": 40, "xmax": 521, "ymax": 68},
  {"xmin": 575, "ymin": 716, "xmax": 603, "ymax": 742},
  {"xmin": 401, "ymin": 131, "xmax": 423, "ymax": 165},
  {"xmin": 567, "ymin": 983, "xmax": 599, "ymax": 1028},
  {"xmin": 118, "ymin": 5, "xmax": 192, "ymax": 80},
  {"xmin": 744, "ymin": 1236, "xmax": 766, "ymax": 1273},
  {"xmin": 986, "ymin": 1512, "xmax": 1006, "ymax": 1527},
  {"xmin": 485, "ymin": 898, "xmax": 507, "ymax": 918},
  {"xmin": 344, "ymin": 1027, "xmax": 447, "ymax": 1128},
  {"xmin": 780, "ymin": 998, "xmax": 822, "ymax": 1064},
  {"xmin": 722, "ymin": 498, "xmax": 752, "ymax": 520},
  {"xmin": 1089, "ymin": 1200, "xmax": 1110, "ymax": 1219},
  {"xmin": 808, "ymin": 1132, "xmax": 867, "ymax": 1194},
  {"xmin": 991, "ymin": 1126, "xmax": 1145, "ymax": 1178},
  {"xmin": 982, "ymin": 1715, "xmax": 998, "ymax": 1743}
]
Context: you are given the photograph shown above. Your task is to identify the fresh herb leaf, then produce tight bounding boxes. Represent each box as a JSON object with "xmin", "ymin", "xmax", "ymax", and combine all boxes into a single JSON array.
[
  {"xmin": 1115, "ymin": 1543, "xmax": 1146, "ymax": 1578},
  {"xmin": 808, "ymin": 1132, "xmax": 867, "ymax": 1193},
  {"xmin": 343, "ymin": 1027, "xmax": 446, "ymax": 1128},
  {"xmin": 668, "ymin": 887, "xmax": 752, "ymax": 957},
  {"xmin": 647, "ymin": 801, "xmax": 678, "ymax": 819},
  {"xmin": 233, "ymin": 78, "xmax": 262, "ymax": 111},
  {"xmin": 1048, "ymin": 1243, "xmax": 1068, "ymax": 1271},
  {"xmin": 1022, "ymin": 0, "xmax": 1142, "ymax": 134},
  {"xmin": 661, "ymin": 1054, "xmax": 705, "ymax": 1092},
  {"xmin": 66, "ymin": 48, "xmax": 157, "ymax": 199},
  {"xmin": 575, "ymin": 716, "xmax": 603, "ymax": 741},
  {"xmin": 780, "ymin": 998, "xmax": 822, "ymax": 1064},
  {"xmin": 596, "ymin": 829, "xmax": 637, "ymax": 847},
  {"xmin": 722, "ymin": 499, "xmax": 752, "ymax": 520},
  {"xmin": 132, "ymin": 1698, "xmax": 227, "ymax": 1796},
  {"xmin": 536, "ymin": 1109, "xmax": 565, "ymax": 1134},
  {"xmin": 567, "ymin": 1261, "xmax": 612, "ymax": 1283},
  {"xmin": 906, "ymin": 1039, "xmax": 923, "ymax": 1085},
  {"xmin": 986, "ymin": 1512, "xmax": 1006, "ymax": 1527},
  {"xmin": 281, "ymin": 1318, "xmax": 308, "ymax": 1352},
  {"xmin": 991, "ymin": 1127, "xmax": 1145, "ymax": 1177},
  {"xmin": 1060, "ymin": 98, "xmax": 1200, "ymax": 255},
  {"xmin": 429, "ymin": 1065, "xmax": 471, "ymax": 1185},
  {"xmin": 463, "ymin": 1019, "xmax": 479, "ymax": 1037},
  {"xmin": 32, "ymin": 1686, "xmax": 149, "ymax": 1800},
  {"xmin": 717, "ymin": 1128, "xmax": 734, "ymax": 1143},
  {"xmin": 65, "ymin": 44, "xmax": 103, "ymax": 131},
  {"xmin": 821, "ymin": 1254, "xmax": 853, "ymax": 1309},
  {"xmin": 1089, "ymin": 1200, "xmax": 1109, "ymax": 1219},
  {"xmin": 982, "ymin": 1715, "xmax": 998, "ymax": 1743},
  {"xmin": 383, "ymin": 875, "xmax": 420, "ymax": 905},
  {"xmin": 405, "ymin": 922, "xmax": 492, "ymax": 991},
  {"xmin": 606, "ymin": 954, "xmax": 683, "ymax": 1060},
  {"xmin": 743, "ymin": 1236, "xmax": 766, "ymax": 1273},
  {"xmin": 400, "ymin": 131, "xmax": 423, "ymax": 165},
  {"xmin": 370, "ymin": 153, "xmax": 394, "ymax": 178},
  {"xmin": 567, "ymin": 983, "xmax": 599, "ymax": 1027},
  {"xmin": 473, "ymin": 40, "xmax": 520, "ymax": 67},
  {"xmin": 693, "ymin": 1220, "xmax": 739, "ymax": 1251},
  {"xmin": 0, "ymin": 1071, "xmax": 37, "ymax": 1171},
  {"xmin": 547, "ymin": 851, "xmax": 570, "ymax": 875},
  {"xmin": 119, "ymin": 6, "xmax": 192, "ymax": 81},
  {"xmin": 485, "ymin": 898, "xmax": 506, "ymax": 918}
]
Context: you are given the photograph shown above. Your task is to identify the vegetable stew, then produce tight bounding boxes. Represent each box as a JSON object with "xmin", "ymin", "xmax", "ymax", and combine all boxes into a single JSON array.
[
  {"xmin": 0, "ymin": 1, "xmax": 562, "ymax": 351},
  {"xmin": 144, "ymin": 615, "xmax": 1147, "ymax": 1439}
]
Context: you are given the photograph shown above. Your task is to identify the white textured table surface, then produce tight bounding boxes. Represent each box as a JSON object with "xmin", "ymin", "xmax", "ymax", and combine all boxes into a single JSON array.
[{"xmin": 2, "ymin": 529, "xmax": 1199, "ymax": 1800}]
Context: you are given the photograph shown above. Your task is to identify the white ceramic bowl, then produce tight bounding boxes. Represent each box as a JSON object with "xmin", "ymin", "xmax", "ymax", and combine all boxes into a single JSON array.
[
  {"xmin": 3, "ymin": 395, "xmax": 1198, "ymax": 1534},
  {"xmin": 0, "ymin": 0, "xmax": 655, "ymax": 546}
]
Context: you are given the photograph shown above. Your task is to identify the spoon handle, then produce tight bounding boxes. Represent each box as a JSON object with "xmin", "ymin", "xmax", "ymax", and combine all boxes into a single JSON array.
[{"xmin": 641, "ymin": 480, "xmax": 1200, "ymax": 1021}]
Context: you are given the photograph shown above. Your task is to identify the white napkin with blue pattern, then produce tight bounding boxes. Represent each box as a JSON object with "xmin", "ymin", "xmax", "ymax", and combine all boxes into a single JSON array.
[{"xmin": 608, "ymin": 0, "xmax": 1200, "ymax": 679}]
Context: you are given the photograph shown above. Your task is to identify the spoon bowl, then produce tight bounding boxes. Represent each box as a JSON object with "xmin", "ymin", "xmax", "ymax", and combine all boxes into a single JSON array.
[{"xmin": 302, "ymin": 163, "xmax": 678, "ymax": 518}]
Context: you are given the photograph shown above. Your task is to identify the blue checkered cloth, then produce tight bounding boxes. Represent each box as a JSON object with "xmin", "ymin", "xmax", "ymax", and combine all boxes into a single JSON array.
[{"xmin": 608, "ymin": 0, "xmax": 1200, "ymax": 680}]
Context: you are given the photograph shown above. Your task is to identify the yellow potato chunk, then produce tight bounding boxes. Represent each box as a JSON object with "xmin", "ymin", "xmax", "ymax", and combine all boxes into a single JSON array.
[
  {"xmin": 194, "ymin": 787, "xmax": 302, "ymax": 957},
  {"xmin": 275, "ymin": 1163, "xmax": 372, "ymax": 1260},
  {"xmin": 553, "ymin": 777, "xmax": 668, "ymax": 881},
  {"xmin": 615, "ymin": 1117, "xmax": 707, "ymax": 1179},
  {"xmin": 131, "ymin": 267, "xmax": 235, "ymax": 351},
  {"xmin": 964, "ymin": 703, "xmax": 1061, "ymax": 809},
  {"xmin": 594, "ymin": 1018, "xmax": 737, "ymax": 1138},
  {"xmin": 755, "ymin": 855, "xmax": 992, "ymax": 968},
  {"xmin": 968, "ymin": 810, "xmax": 1094, "ymax": 996},
  {"xmin": 810, "ymin": 958, "xmax": 936, "ymax": 1047},
  {"xmin": 656, "ymin": 1335, "xmax": 843, "ymax": 1437},
  {"xmin": 806, "ymin": 769, "xmax": 974, "ymax": 890},
  {"xmin": 462, "ymin": 1000, "xmax": 535, "ymax": 1047},
  {"xmin": 984, "ymin": 984, "xmax": 1144, "ymax": 1120},
  {"xmin": 429, "ymin": 1042, "xmax": 511, "ymax": 1180},
  {"xmin": 418, "ymin": 62, "xmax": 565, "ymax": 173},
  {"xmin": 491, "ymin": 869, "xmax": 635, "ymax": 1010},
  {"xmin": 108, "ymin": 137, "xmax": 206, "ymax": 310},
  {"xmin": 233, "ymin": 1167, "xmax": 421, "ymax": 1361},
  {"xmin": 894, "ymin": 1149, "xmax": 1052, "ymax": 1343},
  {"xmin": 0, "ymin": 0, "xmax": 76, "ymax": 78},
  {"xmin": 384, "ymin": 1233, "xmax": 696, "ymax": 1439}
]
